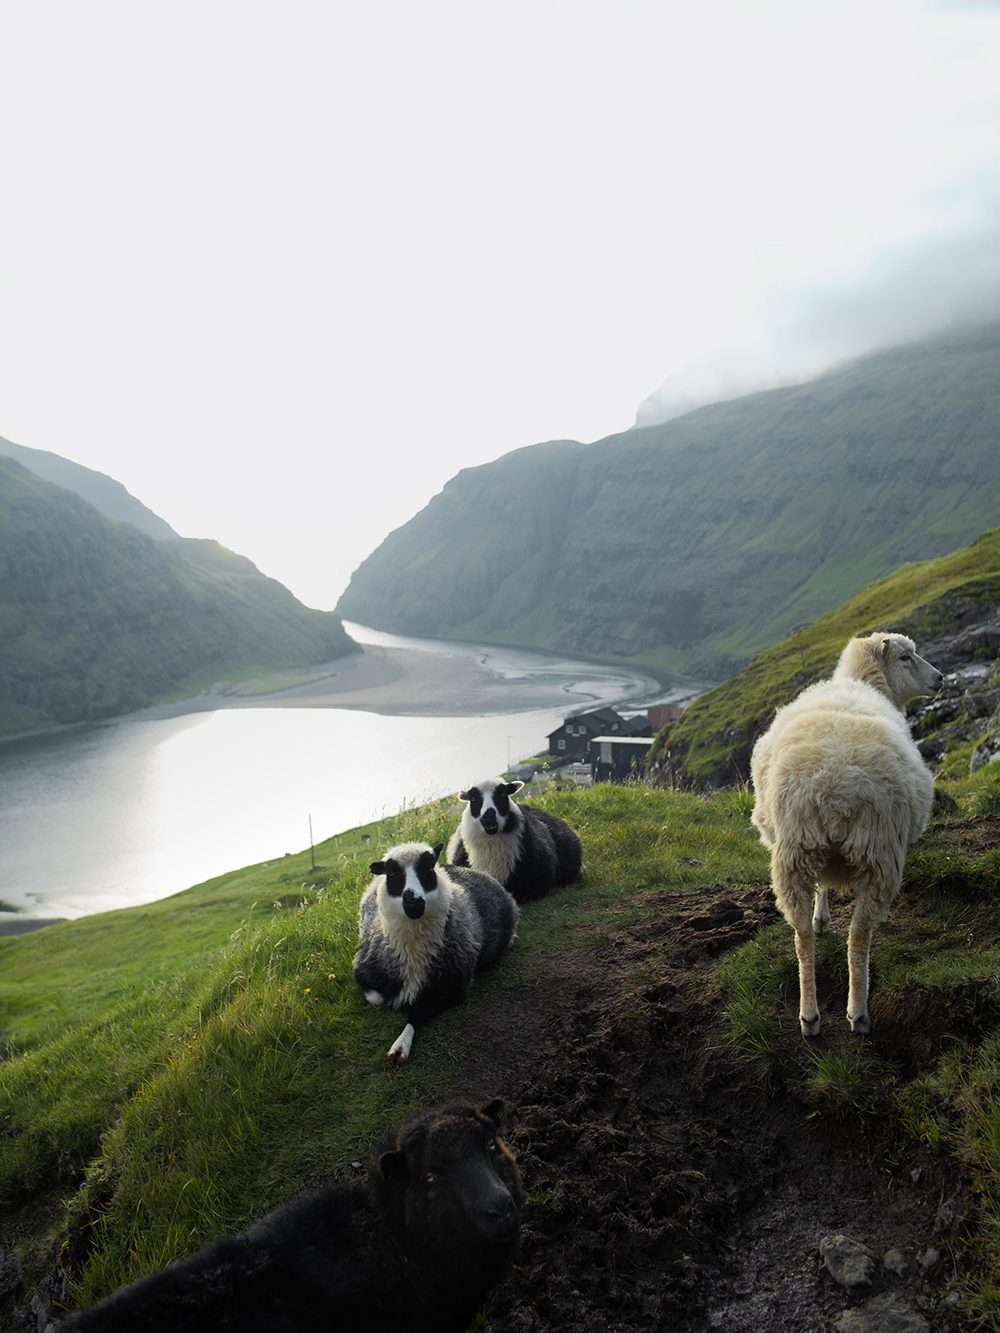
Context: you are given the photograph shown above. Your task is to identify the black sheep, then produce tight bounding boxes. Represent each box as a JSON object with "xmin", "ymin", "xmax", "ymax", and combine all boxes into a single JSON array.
[
  {"xmin": 354, "ymin": 840, "xmax": 518, "ymax": 1061},
  {"xmin": 56, "ymin": 1099, "xmax": 523, "ymax": 1333},
  {"xmin": 448, "ymin": 777, "xmax": 583, "ymax": 903}
]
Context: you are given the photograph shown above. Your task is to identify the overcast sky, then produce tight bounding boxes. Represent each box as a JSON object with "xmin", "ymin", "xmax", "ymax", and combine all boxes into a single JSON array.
[{"xmin": 2, "ymin": 1, "xmax": 999, "ymax": 611}]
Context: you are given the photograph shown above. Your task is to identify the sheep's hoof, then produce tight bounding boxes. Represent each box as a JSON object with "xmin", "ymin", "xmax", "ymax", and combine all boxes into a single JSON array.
[
  {"xmin": 800, "ymin": 1012, "xmax": 821, "ymax": 1038},
  {"xmin": 849, "ymin": 1012, "xmax": 871, "ymax": 1035},
  {"xmin": 387, "ymin": 1048, "xmax": 408, "ymax": 1063},
  {"xmin": 812, "ymin": 918, "xmax": 830, "ymax": 936}
]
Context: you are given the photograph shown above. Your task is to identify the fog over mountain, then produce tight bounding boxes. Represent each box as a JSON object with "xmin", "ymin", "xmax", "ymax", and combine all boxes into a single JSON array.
[
  {"xmin": 636, "ymin": 217, "xmax": 1000, "ymax": 428},
  {"xmin": 337, "ymin": 322, "xmax": 1000, "ymax": 679}
]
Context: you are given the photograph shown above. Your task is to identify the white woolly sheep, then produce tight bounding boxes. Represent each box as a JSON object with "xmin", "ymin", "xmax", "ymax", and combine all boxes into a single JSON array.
[
  {"xmin": 448, "ymin": 779, "xmax": 583, "ymax": 903},
  {"xmin": 750, "ymin": 632, "xmax": 942, "ymax": 1037},
  {"xmin": 354, "ymin": 841, "xmax": 518, "ymax": 1061}
]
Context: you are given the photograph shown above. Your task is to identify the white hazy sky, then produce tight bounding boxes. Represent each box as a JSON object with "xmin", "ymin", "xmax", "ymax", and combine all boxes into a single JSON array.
[{"xmin": 2, "ymin": 1, "xmax": 1000, "ymax": 611}]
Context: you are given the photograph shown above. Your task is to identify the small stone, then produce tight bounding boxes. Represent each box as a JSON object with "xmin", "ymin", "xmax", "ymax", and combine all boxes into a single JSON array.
[
  {"xmin": 820, "ymin": 1234, "xmax": 877, "ymax": 1287},
  {"xmin": 883, "ymin": 1247, "xmax": 908, "ymax": 1275},
  {"xmin": 917, "ymin": 1248, "xmax": 940, "ymax": 1271},
  {"xmin": 910, "ymin": 1167, "xmax": 922, "ymax": 1184},
  {"xmin": 935, "ymin": 1195, "xmax": 962, "ymax": 1232}
]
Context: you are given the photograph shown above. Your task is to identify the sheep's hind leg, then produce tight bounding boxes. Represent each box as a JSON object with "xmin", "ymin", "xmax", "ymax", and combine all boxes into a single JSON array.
[
  {"xmin": 812, "ymin": 886, "xmax": 831, "ymax": 935},
  {"xmin": 793, "ymin": 926, "xmax": 821, "ymax": 1037},
  {"xmin": 846, "ymin": 900, "xmax": 877, "ymax": 1035},
  {"xmin": 774, "ymin": 855, "xmax": 821, "ymax": 1037}
]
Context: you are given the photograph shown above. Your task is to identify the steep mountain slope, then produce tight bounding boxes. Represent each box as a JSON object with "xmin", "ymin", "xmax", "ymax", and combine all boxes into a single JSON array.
[
  {"xmin": 0, "ymin": 435, "xmax": 179, "ymax": 541},
  {"xmin": 0, "ymin": 458, "xmax": 355, "ymax": 735},
  {"xmin": 650, "ymin": 522, "xmax": 1000, "ymax": 789},
  {"xmin": 336, "ymin": 323, "xmax": 1000, "ymax": 676}
]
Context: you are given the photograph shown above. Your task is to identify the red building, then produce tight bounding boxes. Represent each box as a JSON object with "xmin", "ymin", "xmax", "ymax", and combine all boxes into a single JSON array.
[{"xmin": 647, "ymin": 704, "xmax": 686, "ymax": 730}]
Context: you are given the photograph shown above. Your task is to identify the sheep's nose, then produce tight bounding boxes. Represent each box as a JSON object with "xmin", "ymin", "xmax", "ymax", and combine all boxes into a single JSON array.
[
  {"xmin": 402, "ymin": 889, "xmax": 425, "ymax": 919},
  {"xmin": 485, "ymin": 1191, "xmax": 519, "ymax": 1235},
  {"xmin": 481, "ymin": 810, "xmax": 498, "ymax": 834}
]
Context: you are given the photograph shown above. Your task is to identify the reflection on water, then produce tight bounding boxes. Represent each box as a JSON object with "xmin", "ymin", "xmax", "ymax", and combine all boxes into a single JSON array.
[{"xmin": 0, "ymin": 628, "xmax": 689, "ymax": 922}]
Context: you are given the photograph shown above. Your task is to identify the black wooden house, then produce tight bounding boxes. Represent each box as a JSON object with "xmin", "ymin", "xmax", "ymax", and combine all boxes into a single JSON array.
[{"xmin": 547, "ymin": 707, "xmax": 650, "ymax": 761}]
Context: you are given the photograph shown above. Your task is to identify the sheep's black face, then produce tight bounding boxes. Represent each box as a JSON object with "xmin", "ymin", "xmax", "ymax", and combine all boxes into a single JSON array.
[{"xmin": 381, "ymin": 1100, "xmax": 524, "ymax": 1255}]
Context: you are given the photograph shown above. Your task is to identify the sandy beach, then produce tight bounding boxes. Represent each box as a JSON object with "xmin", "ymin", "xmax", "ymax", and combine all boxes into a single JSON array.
[{"xmin": 140, "ymin": 643, "xmax": 668, "ymax": 721}]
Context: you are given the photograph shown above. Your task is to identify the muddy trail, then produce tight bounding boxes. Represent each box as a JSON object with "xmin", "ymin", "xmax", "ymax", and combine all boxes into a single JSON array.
[{"xmin": 451, "ymin": 885, "xmax": 968, "ymax": 1333}]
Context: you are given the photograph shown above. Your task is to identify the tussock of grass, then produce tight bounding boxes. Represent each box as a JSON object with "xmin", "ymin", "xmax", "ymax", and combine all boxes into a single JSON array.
[{"xmin": 802, "ymin": 1046, "xmax": 899, "ymax": 1121}]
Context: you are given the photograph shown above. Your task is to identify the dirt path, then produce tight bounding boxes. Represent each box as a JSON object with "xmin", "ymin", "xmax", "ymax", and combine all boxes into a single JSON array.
[{"xmin": 450, "ymin": 886, "xmax": 964, "ymax": 1332}]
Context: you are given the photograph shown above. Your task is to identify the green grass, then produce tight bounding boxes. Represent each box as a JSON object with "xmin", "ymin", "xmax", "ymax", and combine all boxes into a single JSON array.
[
  {"xmin": 652, "ymin": 523, "xmax": 1000, "ymax": 787},
  {"xmin": 0, "ymin": 783, "xmax": 765, "ymax": 1315},
  {"xmin": 5, "ymin": 772, "xmax": 1000, "ymax": 1319}
]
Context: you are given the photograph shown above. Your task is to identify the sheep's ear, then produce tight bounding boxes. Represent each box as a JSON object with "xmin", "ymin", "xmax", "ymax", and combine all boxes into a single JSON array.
[
  {"xmin": 370, "ymin": 861, "xmax": 386, "ymax": 876},
  {"xmin": 481, "ymin": 1098, "xmax": 504, "ymax": 1129},
  {"xmin": 504, "ymin": 781, "xmax": 524, "ymax": 795},
  {"xmin": 879, "ymin": 637, "xmax": 893, "ymax": 658},
  {"xmin": 430, "ymin": 841, "xmax": 444, "ymax": 862},
  {"xmin": 459, "ymin": 790, "xmax": 471, "ymax": 802},
  {"xmin": 379, "ymin": 1149, "xmax": 409, "ymax": 1181}
]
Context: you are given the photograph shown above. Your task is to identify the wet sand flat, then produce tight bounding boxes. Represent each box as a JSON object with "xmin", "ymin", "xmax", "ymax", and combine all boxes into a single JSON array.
[{"xmin": 140, "ymin": 644, "xmax": 624, "ymax": 720}]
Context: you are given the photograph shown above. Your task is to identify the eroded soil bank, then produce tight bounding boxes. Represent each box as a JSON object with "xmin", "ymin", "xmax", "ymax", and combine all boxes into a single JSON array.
[{"xmin": 452, "ymin": 885, "xmax": 966, "ymax": 1333}]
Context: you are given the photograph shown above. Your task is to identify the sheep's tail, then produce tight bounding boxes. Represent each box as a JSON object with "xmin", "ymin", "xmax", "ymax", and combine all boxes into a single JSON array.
[{"xmin": 772, "ymin": 762, "xmax": 907, "ymax": 891}]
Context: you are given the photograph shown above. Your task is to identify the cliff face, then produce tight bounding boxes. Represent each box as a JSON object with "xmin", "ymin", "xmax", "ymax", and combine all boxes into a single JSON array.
[
  {"xmin": 0, "ymin": 458, "xmax": 354, "ymax": 733},
  {"xmin": 336, "ymin": 323, "xmax": 1000, "ymax": 675},
  {"xmin": 337, "ymin": 439, "xmax": 588, "ymax": 644}
]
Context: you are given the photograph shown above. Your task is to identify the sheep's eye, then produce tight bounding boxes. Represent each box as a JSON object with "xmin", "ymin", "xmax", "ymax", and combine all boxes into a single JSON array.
[
  {"xmin": 900, "ymin": 653, "xmax": 912, "ymax": 662},
  {"xmin": 425, "ymin": 1173, "xmax": 435, "ymax": 1184},
  {"xmin": 488, "ymin": 1139, "xmax": 498, "ymax": 1153}
]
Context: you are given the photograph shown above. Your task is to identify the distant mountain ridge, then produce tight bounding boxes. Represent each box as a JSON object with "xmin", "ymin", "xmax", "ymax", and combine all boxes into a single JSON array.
[
  {"xmin": 335, "ymin": 323, "xmax": 1000, "ymax": 677},
  {"xmin": 0, "ymin": 434, "xmax": 180, "ymax": 540},
  {"xmin": 0, "ymin": 457, "xmax": 354, "ymax": 736}
]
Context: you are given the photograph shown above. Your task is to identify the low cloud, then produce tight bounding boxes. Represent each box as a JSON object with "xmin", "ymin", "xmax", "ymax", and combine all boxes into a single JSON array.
[{"xmin": 635, "ymin": 208, "xmax": 1000, "ymax": 428}]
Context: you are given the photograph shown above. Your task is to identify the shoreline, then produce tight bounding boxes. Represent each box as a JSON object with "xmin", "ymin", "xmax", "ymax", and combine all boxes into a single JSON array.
[
  {"xmin": 4, "ymin": 643, "xmax": 680, "ymax": 744},
  {"xmin": 139, "ymin": 644, "xmax": 559, "ymax": 719},
  {"xmin": 0, "ymin": 639, "xmax": 697, "ymax": 930}
]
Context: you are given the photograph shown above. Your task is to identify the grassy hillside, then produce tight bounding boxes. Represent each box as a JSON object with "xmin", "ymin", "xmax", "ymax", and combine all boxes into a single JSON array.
[
  {"xmin": 651, "ymin": 523, "xmax": 1000, "ymax": 789},
  {"xmin": 2, "ymin": 765, "xmax": 1000, "ymax": 1324},
  {"xmin": 0, "ymin": 435, "xmax": 179, "ymax": 541},
  {"xmin": 0, "ymin": 458, "xmax": 355, "ymax": 736},
  {"xmin": 336, "ymin": 322, "xmax": 1000, "ymax": 678}
]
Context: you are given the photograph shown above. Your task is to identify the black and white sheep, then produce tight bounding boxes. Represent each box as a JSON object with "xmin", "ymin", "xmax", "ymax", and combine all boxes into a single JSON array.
[
  {"xmin": 750, "ymin": 632, "xmax": 943, "ymax": 1037},
  {"xmin": 447, "ymin": 778, "xmax": 583, "ymax": 903},
  {"xmin": 354, "ymin": 841, "xmax": 518, "ymax": 1061},
  {"xmin": 56, "ymin": 1099, "xmax": 522, "ymax": 1333}
]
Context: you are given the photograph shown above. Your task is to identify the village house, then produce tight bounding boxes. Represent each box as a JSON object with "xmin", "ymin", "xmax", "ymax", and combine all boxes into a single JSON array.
[
  {"xmin": 547, "ymin": 707, "xmax": 651, "ymax": 762},
  {"xmin": 589, "ymin": 735, "xmax": 654, "ymax": 784}
]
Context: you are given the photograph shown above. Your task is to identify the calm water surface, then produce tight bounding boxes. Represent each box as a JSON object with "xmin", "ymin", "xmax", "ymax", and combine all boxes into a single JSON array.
[{"xmin": 0, "ymin": 627, "xmax": 674, "ymax": 922}]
